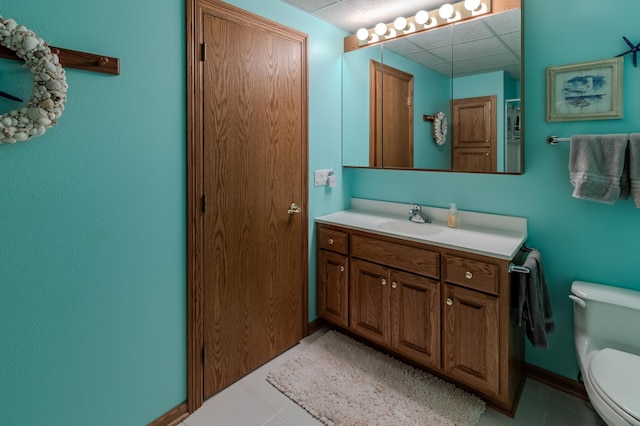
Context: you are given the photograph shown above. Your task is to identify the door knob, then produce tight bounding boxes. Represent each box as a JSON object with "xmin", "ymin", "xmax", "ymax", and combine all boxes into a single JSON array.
[{"xmin": 288, "ymin": 203, "xmax": 302, "ymax": 215}]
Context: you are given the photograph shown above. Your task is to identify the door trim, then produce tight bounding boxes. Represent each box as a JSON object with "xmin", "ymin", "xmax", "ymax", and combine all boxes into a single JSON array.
[{"xmin": 186, "ymin": 0, "xmax": 309, "ymax": 413}]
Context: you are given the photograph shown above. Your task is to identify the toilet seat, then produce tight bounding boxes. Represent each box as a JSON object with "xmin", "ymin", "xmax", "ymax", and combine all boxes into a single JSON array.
[{"xmin": 588, "ymin": 348, "xmax": 640, "ymax": 425}]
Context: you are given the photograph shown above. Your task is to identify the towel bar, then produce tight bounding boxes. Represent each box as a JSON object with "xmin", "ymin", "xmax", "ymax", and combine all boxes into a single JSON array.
[
  {"xmin": 547, "ymin": 135, "xmax": 631, "ymax": 145},
  {"xmin": 509, "ymin": 263, "xmax": 530, "ymax": 274}
]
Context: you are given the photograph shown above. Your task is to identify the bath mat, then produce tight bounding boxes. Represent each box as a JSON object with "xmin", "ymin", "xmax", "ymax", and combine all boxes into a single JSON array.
[{"xmin": 267, "ymin": 330, "xmax": 486, "ymax": 425}]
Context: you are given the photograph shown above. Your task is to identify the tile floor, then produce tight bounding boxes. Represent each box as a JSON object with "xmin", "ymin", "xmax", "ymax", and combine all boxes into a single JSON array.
[{"xmin": 179, "ymin": 330, "xmax": 606, "ymax": 426}]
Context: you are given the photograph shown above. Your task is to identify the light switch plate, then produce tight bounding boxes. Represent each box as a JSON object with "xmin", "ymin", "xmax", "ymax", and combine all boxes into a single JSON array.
[{"xmin": 314, "ymin": 169, "xmax": 331, "ymax": 186}]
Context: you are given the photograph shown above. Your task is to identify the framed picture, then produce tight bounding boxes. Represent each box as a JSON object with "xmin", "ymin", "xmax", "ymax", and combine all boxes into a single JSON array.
[{"xmin": 546, "ymin": 57, "xmax": 623, "ymax": 122}]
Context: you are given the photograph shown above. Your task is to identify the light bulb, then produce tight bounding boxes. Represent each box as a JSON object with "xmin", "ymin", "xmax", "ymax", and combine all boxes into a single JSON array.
[
  {"xmin": 439, "ymin": 4, "xmax": 455, "ymax": 19},
  {"xmin": 394, "ymin": 17, "xmax": 409, "ymax": 31},
  {"xmin": 356, "ymin": 28, "xmax": 370, "ymax": 41},
  {"xmin": 374, "ymin": 22, "xmax": 389, "ymax": 36},
  {"xmin": 464, "ymin": 0, "xmax": 482, "ymax": 11},
  {"xmin": 414, "ymin": 10, "xmax": 430, "ymax": 26}
]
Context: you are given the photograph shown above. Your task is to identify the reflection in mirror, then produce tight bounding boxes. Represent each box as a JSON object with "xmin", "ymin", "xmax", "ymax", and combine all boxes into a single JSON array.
[
  {"xmin": 342, "ymin": 6, "xmax": 522, "ymax": 174},
  {"xmin": 342, "ymin": 44, "xmax": 382, "ymax": 167}
]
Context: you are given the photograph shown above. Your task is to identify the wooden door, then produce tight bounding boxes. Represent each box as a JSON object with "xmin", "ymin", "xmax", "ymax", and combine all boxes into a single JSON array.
[
  {"xmin": 443, "ymin": 283, "xmax": 499, "ymax": 395},
  {"xmin": 317, "ymin": 250, "xmax": 349, "ymax": 327},
  {"xmin": 452, "ymin": 96, "xmax": 496, "ymax": 172},
  {"xmin": 390, "ymin": 270, "xmax": 440, "ymax": 368},
  {"xmin": 191, "ymin": 1, "xmax": 308, "ymax": 402},
  {"xmin": 349, "ymin": 258, "xmax": 390, "ymax": 346},
  {"xmin": 369, "ymin": 61, "xmax": 414, "ymax": 168}
]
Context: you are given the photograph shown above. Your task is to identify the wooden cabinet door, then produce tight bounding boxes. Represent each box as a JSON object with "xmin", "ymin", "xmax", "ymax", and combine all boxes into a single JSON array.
[
  {"xmin": 390, "ymin": 270, "xmax": 441, "ymax": 368},
  {"xmin": 452, "ymin": 96, "xmax": 496, "ymax": 172},
  {"xmin": 443, "ymin": 283, "xmax": 500, "ymax": 395},
  {"xmin": 317, "ymin": 250, "xmax": 348, "ymax": 327},
  {"xmin": 349, "ymin": 258, "xmax": 390, "ymax": 346},
  {"xmin": 452, "ymin": 147, "xmax": 492, "ymax": 173}
]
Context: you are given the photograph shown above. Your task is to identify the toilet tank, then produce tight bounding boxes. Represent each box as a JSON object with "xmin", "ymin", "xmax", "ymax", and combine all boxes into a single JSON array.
[{"xmin": 571, "ymin": 280, "xmax": 640, "ymax": 356}]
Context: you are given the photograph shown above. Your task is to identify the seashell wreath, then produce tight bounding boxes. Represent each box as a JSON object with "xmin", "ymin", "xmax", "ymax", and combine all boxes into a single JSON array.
[
  {"xmin": 0, "ymin": 16, "xmax": 67, "ymax": 144},
  {"xmin": 433, "ymin": 111, "xmax": 448, "ymax": 146}
]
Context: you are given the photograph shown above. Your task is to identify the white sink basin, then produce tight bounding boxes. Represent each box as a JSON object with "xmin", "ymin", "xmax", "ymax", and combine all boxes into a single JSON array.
[{"xmin": 378, "ymin": 220, "xmax": 444, "ymax": 236}]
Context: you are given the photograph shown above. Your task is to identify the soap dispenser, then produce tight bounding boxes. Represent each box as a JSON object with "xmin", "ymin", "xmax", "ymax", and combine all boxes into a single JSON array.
[{"xmin": 447, "ymin": 203, "xmax": 460, "ymax": 228}]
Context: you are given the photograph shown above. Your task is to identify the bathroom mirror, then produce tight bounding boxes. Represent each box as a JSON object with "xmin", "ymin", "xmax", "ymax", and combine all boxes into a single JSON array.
[{"xmin": 342, "ymin": 7, "xmax": 522, "ymax": 173}]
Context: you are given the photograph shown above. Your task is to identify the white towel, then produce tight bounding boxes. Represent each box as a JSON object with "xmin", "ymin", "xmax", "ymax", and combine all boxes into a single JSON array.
[
  {"xmin": 629, "ymin": 133, "xmax": 640, "ymax": 208},
  {"xmin": 569, "ymin": 134, "xmax": 629, "ymax": 204}
]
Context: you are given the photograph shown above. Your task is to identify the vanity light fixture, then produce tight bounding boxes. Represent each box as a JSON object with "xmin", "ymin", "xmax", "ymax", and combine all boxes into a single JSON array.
[
  {"xmin": 353, "ymin": 0, "xmax": 491, "ymax": 48},
  {"xmin": 439, "ymin": 4, "xmax": 458, "ymax": 21},
  {"xmin": 374, "ymin": 22, "xmax": 391, "ymax": 37},
  {"xmin": 414, "ymin": 10, "xmax": 433, "ymax": 26},
  {"xmin": 393, "ymin": 16, "xmax": 411, "ymax": 32},
  {"xmin": 464, "ymin": 0, "xmax": 488, "ymax": 15}
]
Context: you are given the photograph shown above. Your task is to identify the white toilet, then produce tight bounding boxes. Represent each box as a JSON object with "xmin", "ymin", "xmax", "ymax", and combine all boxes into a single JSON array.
[{"xmin": 570, "ymin": 280, "xmax": 640, "ymax": 425}]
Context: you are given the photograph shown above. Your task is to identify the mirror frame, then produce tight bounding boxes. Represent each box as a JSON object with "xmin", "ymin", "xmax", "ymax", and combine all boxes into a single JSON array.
[{"xmin": 342, "ymin": 0, "xmax": 523, "ymax": 175}]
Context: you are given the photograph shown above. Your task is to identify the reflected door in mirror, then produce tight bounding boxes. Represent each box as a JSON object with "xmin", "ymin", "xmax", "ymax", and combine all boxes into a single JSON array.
[
  {"xmin": 370, "ymin": 61, "xmax": 414, "ymax": 168},
  {"xmin": 452, "ymin": 96, "xmax": 496, "ymax": 172}
]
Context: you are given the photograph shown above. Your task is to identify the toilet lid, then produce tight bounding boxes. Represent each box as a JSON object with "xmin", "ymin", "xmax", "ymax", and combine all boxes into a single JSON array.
[{"xmin": 589, "ymin": 348, "xmax": 640, "ymax": 423}]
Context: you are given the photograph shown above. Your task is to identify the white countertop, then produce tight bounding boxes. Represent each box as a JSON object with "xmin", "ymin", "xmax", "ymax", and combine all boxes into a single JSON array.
[{"xmin": 316, "ymin": 199, "xmax": 527, "ymax": 260}]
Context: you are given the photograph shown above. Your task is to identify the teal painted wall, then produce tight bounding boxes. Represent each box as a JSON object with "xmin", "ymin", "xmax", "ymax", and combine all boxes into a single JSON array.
[
  {"xmin": 4, "ymin": 0, "xmax": 637, "ymax": 423},
  {"xmin": 0, "ymin": 0, "xmax": 347, "ymax": 424},
  {"xmin": 347, "ymin": 0, "xmax": 640, "ymax": 380}
]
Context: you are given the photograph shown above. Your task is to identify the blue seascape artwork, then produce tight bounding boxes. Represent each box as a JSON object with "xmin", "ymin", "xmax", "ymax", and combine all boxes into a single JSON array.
[
  {"xmin": 554, "ymin": 65, "xmax": 613, "ymax": 115},
  {"xmin": 562, "ymin": 75, "xmax": 606, "ymax": 109}
]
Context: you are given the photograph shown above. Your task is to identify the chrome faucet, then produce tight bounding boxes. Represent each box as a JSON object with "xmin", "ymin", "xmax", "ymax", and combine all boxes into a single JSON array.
[{"xmin": 408, "ymin": 204, "xmax": 431, "ymax": 223}]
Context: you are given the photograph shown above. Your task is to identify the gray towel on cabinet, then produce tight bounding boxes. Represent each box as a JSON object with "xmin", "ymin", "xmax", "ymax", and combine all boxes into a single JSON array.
[
  {"xmin": 517, "ymin": 249, "xmax": 554, "ymax": 349},
  {"xmin": 629, "ymin": 133, "xmax": 640, "ymax": 207},
  {"xmin": 569, "ymin": 134, "xmax": 629, "ymax": 204}
]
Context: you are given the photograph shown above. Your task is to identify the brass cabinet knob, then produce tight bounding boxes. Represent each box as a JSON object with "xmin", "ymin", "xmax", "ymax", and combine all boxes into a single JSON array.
[
  {"xmin": 381, "ymin": 278, "xmax": 387, "ymax": 286},
  {"xmin": 340, "ymin": 265, "xmax": 344, "ymax": 272},
  {"xmin": 328, "ymin": 238, "xmax": 334, "ymax": 245},
  {"xmin": 391, "ymin": 282, "xmax": 397, "ymax": 289},
  {"xmin": 446, "ymin": 298, "xmax": 453, "ymax": 306},
  {"xmin": 465, "ymin": 271, "xmax": 473, "ymax": 279}
]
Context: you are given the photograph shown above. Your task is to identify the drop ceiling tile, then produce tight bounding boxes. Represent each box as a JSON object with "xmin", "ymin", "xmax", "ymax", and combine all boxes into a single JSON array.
[
  {"xmin": 312, "ymin": 2, "xmax": 370, "ymax": 32},
  {"xmin": 500, "ymin": 31, "xmax": 521, "ymax": 52},
  {"xmin": 405, "ymin": 49, "xmax": 449, "ymax": 66},
  {"xmin": 452, "ymin": 19, "xmax": 493, "ymax": 44},
  {"xmin": 453, "ymin": 37, "xmax": 507, "ymax": 60},
  {"xmin": 341, "ymin": 0, "xmax": 446, "ymax": 25},
  {"xmin": 408, "ymin": 27, "xmax": 453, "ymax": 50},
  {"xmin": 279, "ymin": 0, "xmax": 340, "ymax": 12},
  {"xmin": 483, "ymin": 8, "xmax": 521, "ymax": 35},
  {"xmin": 454, "ymin": 51, "xmax": 520, "ymax": 75},
  {"xmin": 383, "ymin": 38, "xmax": 423, "ymax": 56}
]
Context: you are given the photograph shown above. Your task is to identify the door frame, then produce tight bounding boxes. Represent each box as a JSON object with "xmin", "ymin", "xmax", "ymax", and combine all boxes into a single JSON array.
[
  {"xmin": 369, "ymin": 60, "xmax": 414, "ymax": 168},
  {"xmin": 186, "ymin": 0, "xmax": 309, "ymax": 413}
]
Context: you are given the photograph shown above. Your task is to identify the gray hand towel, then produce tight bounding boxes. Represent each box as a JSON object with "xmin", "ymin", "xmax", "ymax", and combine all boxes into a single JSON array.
[
  {"xmin": 569, "ymin": 134, "xmax": 629, "ymax": 204},
  {"xmin": 517, "ymin": 249, "xmax": 554, "ymax": 349},
  {"xmin": 629, "ymin": 134, "xmax": 640, "ymax": 208}
]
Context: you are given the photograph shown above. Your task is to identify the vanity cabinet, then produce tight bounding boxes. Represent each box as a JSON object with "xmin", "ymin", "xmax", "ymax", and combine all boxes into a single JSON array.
[
  {"xmin": 317, "ymin": 228, "xmax": 349, "ymax": 327},
  {"xmin": 316, "ymin": 223, "xmax": 524, "ymax": 415}
]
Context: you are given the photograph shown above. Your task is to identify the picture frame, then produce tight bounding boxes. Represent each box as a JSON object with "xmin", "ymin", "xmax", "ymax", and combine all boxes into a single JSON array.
[{"xmin": 546, "ymin": 57, "xmax": 623, "ymax": 122}]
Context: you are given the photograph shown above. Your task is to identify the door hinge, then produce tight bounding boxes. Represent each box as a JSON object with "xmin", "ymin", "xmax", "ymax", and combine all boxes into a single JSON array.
[
  {"xmin": 201, "ymin": 194, "xmax": 207, "ymax": 213},
  {"xmin": 200, "ymin": 43, "xmax": 207, "ymax": 62}
]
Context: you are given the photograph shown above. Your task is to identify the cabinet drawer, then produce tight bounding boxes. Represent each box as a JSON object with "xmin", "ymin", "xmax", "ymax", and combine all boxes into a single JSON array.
[
  {"xmin": 351, "ymin": 235, "xmax": 440, "ymax": 279},
  {"xmin": 318, "ymin": 227, "xmax": 349, "ymax": 254},
  {"xmin": 445, "ymin": 255, "xmax": 499, "ymax": 295}
]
